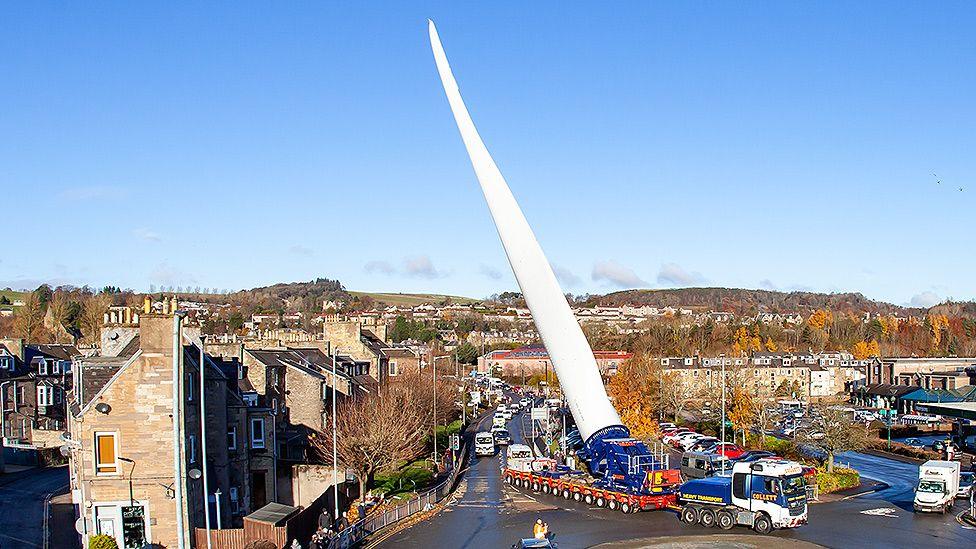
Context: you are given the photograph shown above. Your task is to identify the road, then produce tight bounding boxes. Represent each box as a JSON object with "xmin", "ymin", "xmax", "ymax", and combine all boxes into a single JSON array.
[
  {"xmin": 380, "ymin": 407, "xmax": 976, "ymax": 548},
  {"xmin": 0, "ymin": 465, "xmax": 69, "ymax": 549}
]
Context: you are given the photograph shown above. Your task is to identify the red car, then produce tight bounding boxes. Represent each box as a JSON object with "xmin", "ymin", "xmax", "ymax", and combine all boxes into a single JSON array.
[{"xmin": 710, "ymin": 442, "xmax": 745, "ymax": 459}]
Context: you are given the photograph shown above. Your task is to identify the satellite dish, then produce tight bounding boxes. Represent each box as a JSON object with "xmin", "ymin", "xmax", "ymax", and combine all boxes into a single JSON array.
[
  {"xmin": 60, "ymin": 445, "xmax": 72, "ymax": 457},
  {"xmin": 188, "ymin": 468, "xmax": 202, "ymax": 480}
]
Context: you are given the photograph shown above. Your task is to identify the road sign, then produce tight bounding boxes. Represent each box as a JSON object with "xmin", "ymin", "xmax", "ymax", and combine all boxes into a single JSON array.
[{"xmin": 531, "ymin": 407, "xmax": 548, "ymax": 421}]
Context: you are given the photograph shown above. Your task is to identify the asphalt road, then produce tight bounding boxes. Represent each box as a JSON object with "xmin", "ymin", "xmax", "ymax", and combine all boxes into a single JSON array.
[
  {"xmin": 380, "ymin": 409, "xmax": 976, "ymax": 548},
  {"xmin": 0, "ymin": 465, "xmax": 69, "ymax": 549}
]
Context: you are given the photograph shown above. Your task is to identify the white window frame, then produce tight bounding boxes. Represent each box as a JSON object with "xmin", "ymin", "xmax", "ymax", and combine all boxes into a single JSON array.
[
  {"xmin": 389, "ymin": 360, "xmax": 399, "ymax": 377},
  {"xmin": 37, "ymin": 385, "xmax": 54, "ymax": 407},
  {"xmin": 52, "ymin": 360, "xmax": 61, "ymax": 375},
  {"xmin": 251, "ymin": 418, "xmax": 265, "ymax": 449},
  {"xmin": 229, "ymin": 487, "xmax": 240, "ymax": 514},
  {"xmin": 94, "ymin": 431, "xmax": 120, "ymax": 476},
  {"xmin": 228, "ymin": 426, "xmax": 238, "ymax": 450},
  {"xmin": 38, "ymin": 359, "xmax": 48, "ymax": 375},
  {"xmin": 15, "ymin": 383, "xmax": 24, "ymax": 406}
]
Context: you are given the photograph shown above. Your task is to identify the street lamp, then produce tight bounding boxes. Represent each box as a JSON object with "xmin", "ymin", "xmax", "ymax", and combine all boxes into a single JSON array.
[
  {"xmin": 720, "ymin": 354, "xmax": 726, "ymax": 474},
  {"xmin": 332, "ymin": 347, "xmax": 340, "ymax": 524},
  {"xmin": 432, "ymin": 355, "xmax": 451, "ymax": 468}
]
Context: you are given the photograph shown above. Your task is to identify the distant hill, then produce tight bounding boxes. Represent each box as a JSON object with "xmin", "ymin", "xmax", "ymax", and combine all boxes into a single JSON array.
[
  {"xmin": 582, "ymin": 287, "xmax": 922, "ymax": 316},
  {"xmin": 348, "ymin": 291, "xmax": 478, "ymax": 308}
]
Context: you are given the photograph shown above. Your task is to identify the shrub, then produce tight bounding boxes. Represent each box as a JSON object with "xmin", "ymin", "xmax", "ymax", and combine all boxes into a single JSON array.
[
  {"xmin": 816, "ymin": 466, "xmax": 860, "ymax": 494},
  {"xmin": 89, "ymin": 534, "xmax": 119, "ymax": 549}
]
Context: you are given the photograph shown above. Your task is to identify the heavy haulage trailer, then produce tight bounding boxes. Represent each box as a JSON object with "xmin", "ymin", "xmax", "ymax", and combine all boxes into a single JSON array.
[
  {"xmin": 429, "ymin": 21, "xmax": 807, "ymax": 534},
  {"xmin": 503, "ymin": 464, "xmax": 681, "ymax": 513}
]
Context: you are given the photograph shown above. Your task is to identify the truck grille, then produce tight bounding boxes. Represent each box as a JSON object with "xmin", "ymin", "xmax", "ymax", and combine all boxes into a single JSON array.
[{"xmin": 789, "ymin": 502, "xmax": 806, "ymax": 516}]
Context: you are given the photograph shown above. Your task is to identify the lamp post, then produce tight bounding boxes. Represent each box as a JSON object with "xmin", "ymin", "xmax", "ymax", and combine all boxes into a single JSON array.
[
  {"xmin": 720, "ymin": 354, "xmax": 726, "ymax": 460},
  {"xmin": 199, "ymin": 345, "xmax": 211, "ymax": 547}
]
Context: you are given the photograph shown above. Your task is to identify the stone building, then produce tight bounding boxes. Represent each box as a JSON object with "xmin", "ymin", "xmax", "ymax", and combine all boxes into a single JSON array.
[
  {"xmin": 0, "ymin": 338, "xmax": 78, "ymax": 446},
  {"xmin": 68, "ymin": 306, "xmax": 269, "ymax": 548},
  {"xmin": 479, "ymin": 344, "xmax": 632, "ymax": 378}
]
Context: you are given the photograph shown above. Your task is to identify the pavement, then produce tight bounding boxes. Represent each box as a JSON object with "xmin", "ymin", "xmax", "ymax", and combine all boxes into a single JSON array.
[
  {"xmin": 0, "ymin": 465, "xmax": 71, "ymax": 549},
  {"xmin": 593, "ymin": 533, "xmax": 825, "ymax": 548}
]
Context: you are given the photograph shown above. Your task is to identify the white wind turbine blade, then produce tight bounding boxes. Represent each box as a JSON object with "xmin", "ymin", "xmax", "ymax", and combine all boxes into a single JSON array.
[{"xmin": 428, "ymin": 20, "xmax": 622, "ymax": 440}]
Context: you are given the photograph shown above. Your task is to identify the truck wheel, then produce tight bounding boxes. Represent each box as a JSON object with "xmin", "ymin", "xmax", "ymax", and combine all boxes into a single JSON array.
[
  {"xmin": 620, "ymin": 502, "xmax": 632, "ymax": 514},
  {"xmin": 573, "ymin": 492, "xmax": 582, "ymax": 502},
  {"xmin": 607, "ymin": 499, "xmax": 618, "ymax": 511},
  {"xmin": 717, "ymin": 510, "xmax": 735, "ymax": 530},
  {"xmin": 699, "ymin": 508, "xmax": 716, "ymax": 528},
  {"xmin": 596, "ymin": 497, "xmax": 606, "ymax": 508},
  {"xmin": 753, "ymin": 513, "xmax": 773, "ymax": 535},
  {"xmin": 562, "ymin": 489, "xmax": 571, "ymax": 499},
  {"xmin": 584, "ymin": 494, "xmax": 594, "ymax": 505},
  {"xmin": 680, "ymin": 506, "xmax": 699, "ymax": 525}
]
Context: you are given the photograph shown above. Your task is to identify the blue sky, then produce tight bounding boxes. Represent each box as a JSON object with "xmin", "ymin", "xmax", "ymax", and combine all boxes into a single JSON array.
[{"xmin": 2, "ymin": 3, "xmax": 973, "ymax": 307}]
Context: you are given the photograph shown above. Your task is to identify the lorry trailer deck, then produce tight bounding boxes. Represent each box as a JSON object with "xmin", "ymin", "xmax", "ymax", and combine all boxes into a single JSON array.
[{"xmin": 503, "ymin": 467, "xmax": 681, "ymax": 513}]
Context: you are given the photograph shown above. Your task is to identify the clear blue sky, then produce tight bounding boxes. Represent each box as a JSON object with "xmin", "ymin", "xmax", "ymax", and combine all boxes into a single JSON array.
[{"xmin": 2, "ymin": 3, "xmax": 973, "ymax": 307}]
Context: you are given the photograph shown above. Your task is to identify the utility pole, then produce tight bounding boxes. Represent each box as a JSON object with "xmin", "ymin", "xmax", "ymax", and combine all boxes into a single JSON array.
[
  {"xmin": 332, "ymin": 347, "xmax": 339, "ymax": 524},
  {"xmin": 171, "ymin": 310, "xmax": 187, "ymax": 549},
  {"xmin": 720, "ymin": 353, "xmax": 726, "ymax": 474}
]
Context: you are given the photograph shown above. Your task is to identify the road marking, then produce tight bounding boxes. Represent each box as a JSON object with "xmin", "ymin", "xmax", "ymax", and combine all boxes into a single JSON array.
[
  {"xmin": 859, "ymin": 507, "xmax": 899, "ymax": 517},
  {"xmin": 955, "ymin": 510, "xmax": 976, "ymax": 530}
]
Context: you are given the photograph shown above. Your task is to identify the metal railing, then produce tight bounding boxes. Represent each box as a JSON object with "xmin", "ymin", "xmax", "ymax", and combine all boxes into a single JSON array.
[
  {"xmin": 806, "ymin": 484, "xmax": 819, "ymax": 502},
  {"xmin": 323, "ymin": 441, "xmax": 470, "ymax": 549}
]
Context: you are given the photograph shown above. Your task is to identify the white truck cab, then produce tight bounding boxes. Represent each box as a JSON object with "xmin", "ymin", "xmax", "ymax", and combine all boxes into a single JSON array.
[
  {"xmin": 730, "ymin": 459, "xmax": 808, "ymax": 530},
  {"xmin": 914, "ymin": 460, "xmax": 960, "ymax": 513},
  {"xmin": 475, "ymin": 431, "xmax": 496, "ymax": 456}
]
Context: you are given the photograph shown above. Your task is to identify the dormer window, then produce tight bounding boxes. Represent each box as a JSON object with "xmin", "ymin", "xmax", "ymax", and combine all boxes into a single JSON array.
[{"xmin": 37, "ymin": 359, "xmax": 48, "ymax": 375}]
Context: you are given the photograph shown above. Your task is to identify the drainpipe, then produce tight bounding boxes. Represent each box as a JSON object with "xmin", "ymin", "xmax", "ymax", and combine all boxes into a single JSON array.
[
  {"xmin": 200, "ymin": 344, "xmax": 212, "ymax": 547},
  {"xmin": 172, "ymin": 311, "xmax": 187, "ymax": 549}
]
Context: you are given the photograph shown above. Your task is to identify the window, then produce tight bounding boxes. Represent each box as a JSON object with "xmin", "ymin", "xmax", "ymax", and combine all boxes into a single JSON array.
[
  {"xmin": 15, "ymin": 383, "xmax": 24, "ymax": 406},
  {"xmin": 37, "ymin": 385, "xmax": 55, "ymax": 407},
  {"xmin": 389, "ymin": 360, "xmax": 399, "ymax": 376},
  {"xmin": 242, "ymin": 392, "xmax": 258, "ymax": 407},
  {"xmin": 189, "ymin": 435, "xmax": 197, "ymax": 463},
  {"xmin": 60, "ymin": 360, "xmax": 71, "ymax": 373},
  {"xmin": 52, "ymin": 360, "xmax": 61, "ymax": 375},
  {"xmin": 0, "ymin": 354, "xmax": 11, "ymax": 370},
  {"xmin": 228, "ymin": 426, "xmax": 238, "ymax": 450},
  {"xmin": 229, "ymin": 487, "xmax": 240, "ymax": 514},
  {"xmin": 95, "ymin": 432, "xmax": 119, "ymax": 475},
  {"xmin": 187, "ymin": 372, "xmax": 196, "ymax": 402},
  {"xmin": 38, "ymin": 359, "xmax": 48, "ymax": 375},
  {"xmin": 251, "ymin": 418, "xmax": 265, "ymax": 449}
]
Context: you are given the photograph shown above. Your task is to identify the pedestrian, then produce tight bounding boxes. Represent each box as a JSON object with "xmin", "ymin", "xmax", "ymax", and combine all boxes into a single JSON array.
[{"xmin": 533, "ymin": 518, "xmax": 545, "ymax": 539}]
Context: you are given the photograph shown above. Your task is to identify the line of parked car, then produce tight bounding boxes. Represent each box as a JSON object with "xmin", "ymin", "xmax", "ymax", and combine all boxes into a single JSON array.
[{"xmin": 661, "ymin": 424, "xmax": 745, "ymax": 457}]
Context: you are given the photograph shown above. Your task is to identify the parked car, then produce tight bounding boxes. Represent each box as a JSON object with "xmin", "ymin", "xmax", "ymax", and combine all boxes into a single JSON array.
[
  {"xmin": 736, "ymin": 450, "xmax": 777, "ymax": 463},
  {"xmin": 659, "ymin": 422, "xmax": 677, "ymax": 431},
  {"xmin": 709, "ymin": 442, "xmax": 746, "ymax": 459},
  {"xmin": 678, "ymin": 433, "xmax": 709, "ymax": 450},
  {"xmin": 680, "ymin": 450, "xmax": 730, "ymax": 479},
  {"xmin": 494, "ymin": 429, "xmax": 512, "ymax": 446},
  {"xmin": 957, "ymin": 472, "xmax": 974, "ymax": 499},
  {"xmin": 688, "ymin": 437, "xmax": 719, "ymax": 452},
  {"xmin": 663, "ymin": 429, "xmax": 692, "ymax": 445},
  {"xmin": 512, "ymin": 538, "xmax": 556, "ymax": 548}
]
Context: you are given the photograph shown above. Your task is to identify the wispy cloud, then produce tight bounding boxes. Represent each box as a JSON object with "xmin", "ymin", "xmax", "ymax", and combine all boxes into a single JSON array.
[
  {"xmin": 288, "ymin": 244, "xmax": 313, "ymax": 257},
  {"xmin": 364, "ymin": 260, "xmax": 396, "ymax": 275},
  {"xmin": 909, "ymin": 291, "xmax": 941, "ymax": 308},
  {"xmin": 657, "ymin": 262, "xmax": 706, "ymax": 287},
  {"xmin": 0, "ymin": 278, "xmax": 78, "ymax": 291},
  {"xmin": 759, "ymin": 279, "xmax": 778, "ymax": 290},
  {"xmin": 57, "ymin": 185, "xmax": 127, "ymax": 201},
  {"xmin": 592, "ymin": 260, "xmax": 648, "ymax": 288},
  {"xmin": 132, "ymin": 228, "xmax": 161, "ymax": 242},
  {"xmin": 403, "ymin": 255, "xmax": 445, "ymax": 279},
  {"xmin": 553, "ymin": 265, "xmax": 581, "ymax": 288},
  {"xmin": 149, "ymin": 262, "xmax": 197, "ymax": 287},
  {"xmin": 479, "ymin": 264, "xmax": 503, "ymax": 280}
]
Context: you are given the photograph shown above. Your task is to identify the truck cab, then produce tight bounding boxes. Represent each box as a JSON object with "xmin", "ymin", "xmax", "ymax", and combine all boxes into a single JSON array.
[
  {"xmin": 914, "ymin": 460, "xmax": 960, "ymax": 513},
  {"xmin": 678, "ymin": 458, "xmax": 807, "ymax": 534},
  {"xmin": 475, "ymin": 431, "xmax": 496, "ymax": 456}
]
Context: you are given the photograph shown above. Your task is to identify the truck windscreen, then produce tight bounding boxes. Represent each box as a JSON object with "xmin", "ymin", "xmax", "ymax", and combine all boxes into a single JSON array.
[
  {"xmin": 917, "ymin": 480, "xmax": 945, "ymax": 493},
  {"xmin": 781, "ymin": 474, "xmax": 806, "ymax": 495}
]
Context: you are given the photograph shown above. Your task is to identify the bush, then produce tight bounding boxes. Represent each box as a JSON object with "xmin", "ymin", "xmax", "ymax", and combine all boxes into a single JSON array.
[
  {"xmin": 89, "ymin": 534, "xmax": 119, "ymax": 549},
  {"xmin": 816, "ymin": 466, "xmax": 860, "ymax": 494}
]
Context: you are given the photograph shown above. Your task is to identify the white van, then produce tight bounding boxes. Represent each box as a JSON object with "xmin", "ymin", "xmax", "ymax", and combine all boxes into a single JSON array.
[
  {"xmin": 492, "ymin": 413, "xmax": 506, "ymax": 428},
  {"xmin": 475, "ymin": 431, "xmax": 496, "ymax": 456},
  {"xmin": 914, "ymin": 460, "xmax": 960, "ymax": 513}
]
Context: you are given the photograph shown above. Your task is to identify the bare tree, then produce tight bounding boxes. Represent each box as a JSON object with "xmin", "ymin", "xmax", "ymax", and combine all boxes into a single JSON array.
[
  {"xmin": 312, "ymin": 378, "xmax": 432, "ymax": 499},
  {"xmin": 659, "ymin": 371, "xmax": 697, "ymax": 423},
  {"xmin": 798, "ymin": 405, "xmax": 872, "ymax": 472},
  {"xmin": 46, "ymin": 291, "xmax": 72, "ymax": 343},
  {"xmin": 79, "ymin": 293, "xmax": 112, "ymax": 345},
  {"xmin": 14, "ymin": 292, "xmax": 47, "ymax": 342}
]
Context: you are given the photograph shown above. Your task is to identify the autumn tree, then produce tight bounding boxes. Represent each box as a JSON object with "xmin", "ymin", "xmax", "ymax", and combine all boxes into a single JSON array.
[
  {"xmin": 797, "ymin": 405, "xmax": 872, "ymax": 472},
  {"xmin": 607, "ymin": 354, "xmax": 660, "ymax": 438}
]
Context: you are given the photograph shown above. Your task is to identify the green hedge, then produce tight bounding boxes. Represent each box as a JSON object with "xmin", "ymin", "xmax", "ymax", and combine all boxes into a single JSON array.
[
  {"xmin": 89, "ymin": 534, "xmax": 119, "ymax": 549},
  {"xmin": 816, "ymin": 466, "xmax": 860, "ymax": 494}
]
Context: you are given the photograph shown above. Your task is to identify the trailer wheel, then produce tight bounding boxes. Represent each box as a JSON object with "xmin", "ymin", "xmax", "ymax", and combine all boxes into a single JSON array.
[
  {"xmin": 716, "ymin": 510, "xmax": 735, "ymax": 530},
  {"xmin": 596, "ymin": 497, "xmax": 606, "ymax": 508},
  {"xmin": 584, "ymin": 494, "xmax": 594, "ymax": 505},
  {"xmin": 699, "ymin": 508, "xmax": 716, "ymax": 528},
  {"xmin": 607, "ymin": 499, "xmax": 618, "ymax": 511},
  {"xmin": 562, "ymin": 489, "xmax": 571, "ymax": 499},
  {"xmin": 531, "ymin": 482, "xmax": 541, "ymax": 492},
  {"xmin": 542, "ymin": 484, "xmax": 550, "ymax": 494},
  {"xmin": 680, "ymin": 506, "xmax": 699, "ymax": 525},
  {"xmin": 753, "ymin": 513, "xmax": 773, "ymax": 535},
  {"xmin": 573, "ymin": 492, "xmax": 582, "ymax": 502},
  {"xmin": 620, "ymin": 502, "xmax": 632, "ymax": 514}
]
